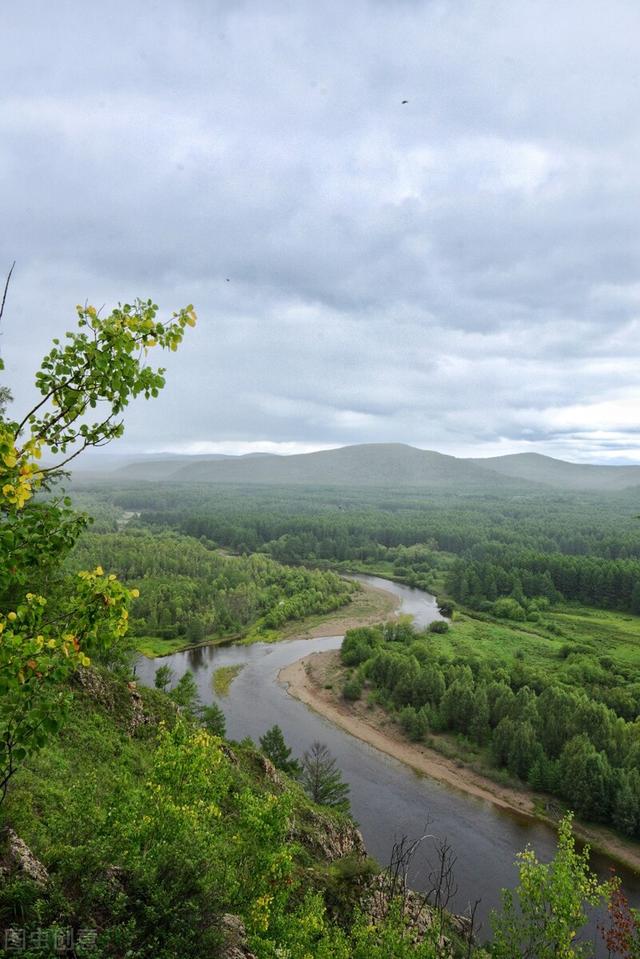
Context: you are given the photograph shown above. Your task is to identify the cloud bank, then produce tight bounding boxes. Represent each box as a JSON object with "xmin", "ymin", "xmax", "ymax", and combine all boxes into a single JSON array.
[{"xmin": 2, "ymin": 0, "xmax": 640, "ymax": 462}]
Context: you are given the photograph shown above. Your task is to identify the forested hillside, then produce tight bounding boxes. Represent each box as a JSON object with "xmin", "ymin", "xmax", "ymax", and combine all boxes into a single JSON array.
[
  {"xmin": 74, "ymin": 482, "xmax": 640, "ymax": 622},
  {"xmin": 110, "ymin": 444, "xmax": 515, "ymax": 488},
  {"xmin": 75, "ymin": 481, "xmax": 640, "ymax": 562},
  {"xmin": 471, "ymin": 452, "xmax": 640, "ymax": 492},
  {"xmin": 67, "ymin": 529, "xmax": 355, "ymax": 648},
  {"xmin": 447, "ymin": 550, "xmax": 640, "ymax": 614}
]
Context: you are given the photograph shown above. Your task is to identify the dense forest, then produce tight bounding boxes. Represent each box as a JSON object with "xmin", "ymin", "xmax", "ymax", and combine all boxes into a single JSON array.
[
  {"xmin": 340, "ymin": 621, "xmax": 640, "ymax": 838},
  {"xmin": 74, "ymin": 481, "xmax": 640, "ymax": 619},
  {"xmin": 67, "ymin": 528, "xmax": 355, "ymax": 642},
  {"xmin": 447, "ymin": 550, "xmax": 640, "ymax": 616},
  {"xmin": 72, "ymin": 482, "xmax": 640, "ymax": 563}
]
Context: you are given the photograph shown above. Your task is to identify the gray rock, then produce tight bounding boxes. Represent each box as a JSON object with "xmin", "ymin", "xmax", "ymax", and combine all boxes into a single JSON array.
[
  {"xmin": 289, "ymin": 808, "xmax": 366, "ymax": 861},
  {"xmin": 220, "ymin": 743, "xmax": 239, "ymax": 765},
  {"xmin": 0, "ymin": 828, "xmax": 49, "ymax": 887},
  {"xmin": 127, "ymin": 682, "xmax": 151, "ymax": 735},
  {"xmin": 253, "ymin": 752, "xmax": 282, "ymax": 785},
  {"xmin": 218, "ymin": 914, "xmax": 257, "ymax": 959},
  {"xmin": 359, "ymin": 873, "xmax": 465, "ymax": 956}
]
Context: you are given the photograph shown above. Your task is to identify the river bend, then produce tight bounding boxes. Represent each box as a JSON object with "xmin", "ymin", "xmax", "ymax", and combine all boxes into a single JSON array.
[{"xmin": 135, "ymin": 575, "xmax": 640, "ymax": 948}]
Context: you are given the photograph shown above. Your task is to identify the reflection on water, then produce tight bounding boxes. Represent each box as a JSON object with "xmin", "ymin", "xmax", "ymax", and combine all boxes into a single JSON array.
[{"xmin": 135, "ymin": 575, "xmax": 639, "ymax": 951}]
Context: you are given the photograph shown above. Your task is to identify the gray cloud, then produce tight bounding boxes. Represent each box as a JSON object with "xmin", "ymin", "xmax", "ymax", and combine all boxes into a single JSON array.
[{"xmin": 2, "ymin": 0, "xmax": 640, "ymax": 462}]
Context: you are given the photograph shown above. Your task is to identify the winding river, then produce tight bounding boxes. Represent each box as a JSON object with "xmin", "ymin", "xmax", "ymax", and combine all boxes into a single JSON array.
[{"xmin": 135, "ymin": 576, "xmax": 640, "ymax": 950}]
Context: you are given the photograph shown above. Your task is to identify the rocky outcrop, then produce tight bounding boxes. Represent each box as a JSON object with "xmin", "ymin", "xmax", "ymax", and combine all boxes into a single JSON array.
[
  {"xmin": 359, "ymin": 873, "xmax": 472, "ymax": 956},
  {"xmin": 220, "ymin": 743, "xmax": 239, "ymax": 766},
  {"xmin": 218, "ymin": 914, "xmax": 257, "ymax": 959},
  {"xmin": 126, "ymin": 682, "xmax": 151, "ymax": 735},
  {"xmin": 73, "ymin": 668, "xmax": 159, "ymax": 736},
  {"xmin": 290, "ymin": 807, "xmax": 367, "ymax": 862},
  {"xmin": 74, "ymin": 664, "xmax": 115, "ymax": 704},
  {"xmin": 253, "ymin": 752, "xmax": 283, "ymax": 786},
  {"xmin": 0, "ymin": 829, "xmax": 49, "ymax": 887}
]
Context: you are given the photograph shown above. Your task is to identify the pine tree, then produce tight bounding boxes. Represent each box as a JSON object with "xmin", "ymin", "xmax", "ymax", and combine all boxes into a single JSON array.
[
  {"xmin": 631, "ymin": 580, "xmax": 640, "ymax": 615},
  {"xmin": 300, "ymin": 741, "xmax": 350, "ymax": 812},
  {"xmin": 528, "ymin": 758, "xmax": 546, "ymax": 792},
  {"xmin": 170, "ymin": 671, "xmax": 200, "ymax": 717},
  {"xmin": 470, "ymin": 686, "xmax": 491, "ymax": 744},
  {"xmin": 259, "ymin": 725, "xmax": 301, "ymax": 776},
  {"xmin": 507, "ymin": 720, "xmax": 542, "ymax": 780},
  {"xmin": 612, "ymin": 773, "xmax": 640, "ymax": 837},
  {"xmin": 154, "ymin": 664, "xmax": 175, "ymax": 693},
  {"xmin": 201, "ymin": 702, "xmax": 226, "ymax": 738}
]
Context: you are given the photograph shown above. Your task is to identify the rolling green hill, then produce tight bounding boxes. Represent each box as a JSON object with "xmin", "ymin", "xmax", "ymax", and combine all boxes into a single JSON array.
[
  {"xmin": 107, "ymin": 443, "xmax": 527, "ymax": 489},
  {"xmin": 73, "ymin": 443, "xmax": 640, "ymax": 492},
  {"xmin": 472, "ymin": 451, "xmax": 640, "ymax": 491}
]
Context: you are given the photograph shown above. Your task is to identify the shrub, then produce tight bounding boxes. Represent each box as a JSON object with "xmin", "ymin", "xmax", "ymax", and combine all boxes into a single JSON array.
[
  {"xmin": 398, "ymin": 705, "xmax": 429, "ymax": 741},
  {"xmin": 343, "ymin": 677, "xmax": 363, "ymax": 701},
  {"xmin": 438, "ymin": 602, "xmax": 455, "ymax": 617},
  {"xmin": 493, "ymin": 597, "xmax": 526, "ymax": 621}
]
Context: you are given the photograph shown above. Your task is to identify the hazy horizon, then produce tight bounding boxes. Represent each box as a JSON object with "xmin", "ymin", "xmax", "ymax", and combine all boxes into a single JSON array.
[{"xmin": 71, "ymin": 441, "xmax": 640, "ymax": 469}]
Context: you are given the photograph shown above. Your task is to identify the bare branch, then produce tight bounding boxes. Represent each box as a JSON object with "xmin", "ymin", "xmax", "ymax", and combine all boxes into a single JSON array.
[
  {"xmin": 464, "ymin": 898, "xmax": 481, "ymax": 959},
  {"xmin": 0, "ymin": 261, "xmax": 15, "ymax": 325}
]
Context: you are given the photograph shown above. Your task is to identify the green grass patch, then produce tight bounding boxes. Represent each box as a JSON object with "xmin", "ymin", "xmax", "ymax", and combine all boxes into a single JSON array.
[
  {"xmin": 212, "ymin": 663, "xmax": 245, "ymax": 695},
  {"xmin": 429, "ymin": 603, "xmax": 640, "ymax": 683},
  {"xmin": 135, "ymin": 635, "xmax": 188, "ymax": 657}
]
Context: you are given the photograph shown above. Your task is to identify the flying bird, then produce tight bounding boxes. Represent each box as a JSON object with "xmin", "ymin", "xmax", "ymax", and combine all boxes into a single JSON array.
[{"xmin": 401, "ymin": 99, "xmax": 408, "ymax": 104}]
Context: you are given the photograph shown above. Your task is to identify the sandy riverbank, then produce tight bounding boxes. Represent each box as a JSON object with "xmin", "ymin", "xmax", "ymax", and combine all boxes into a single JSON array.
[
  {"xmin": 276, "ymin": 581, "xmax": 401, "ymax": 642},
  {"xmin": 279, "ymin": 649, "xmax": 640, "ymax": 874}
]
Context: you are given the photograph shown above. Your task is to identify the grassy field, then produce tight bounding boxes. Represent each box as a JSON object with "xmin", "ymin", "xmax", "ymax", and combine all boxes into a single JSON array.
[
  {"xmin": 428, "ymin": 603, "xmax": 640, "ymax": 684},
  {"xmin": 135, "ymin": 635, "xmax": 188, "ymax": 658}
]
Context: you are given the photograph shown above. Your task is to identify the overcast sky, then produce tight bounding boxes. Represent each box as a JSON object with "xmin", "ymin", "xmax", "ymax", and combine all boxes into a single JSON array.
[{"xmin": 2, "ymin": 0, "xmax": 640, "ymax": 463}]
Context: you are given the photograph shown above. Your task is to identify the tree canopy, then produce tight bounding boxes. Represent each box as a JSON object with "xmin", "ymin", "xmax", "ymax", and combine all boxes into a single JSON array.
[
  {"xmin": 0, "ymin": 297, "xmax": 195, "ymax": 797},
  {"xmin": 300, "ymin": 741, "xmax": 350, "ymax": 813}
]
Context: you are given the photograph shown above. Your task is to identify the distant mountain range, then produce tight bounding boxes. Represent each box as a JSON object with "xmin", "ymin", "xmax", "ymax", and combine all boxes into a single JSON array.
[{"xmin": 71, "ymin": 443, "xmax": 640, "ymax": 492}]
